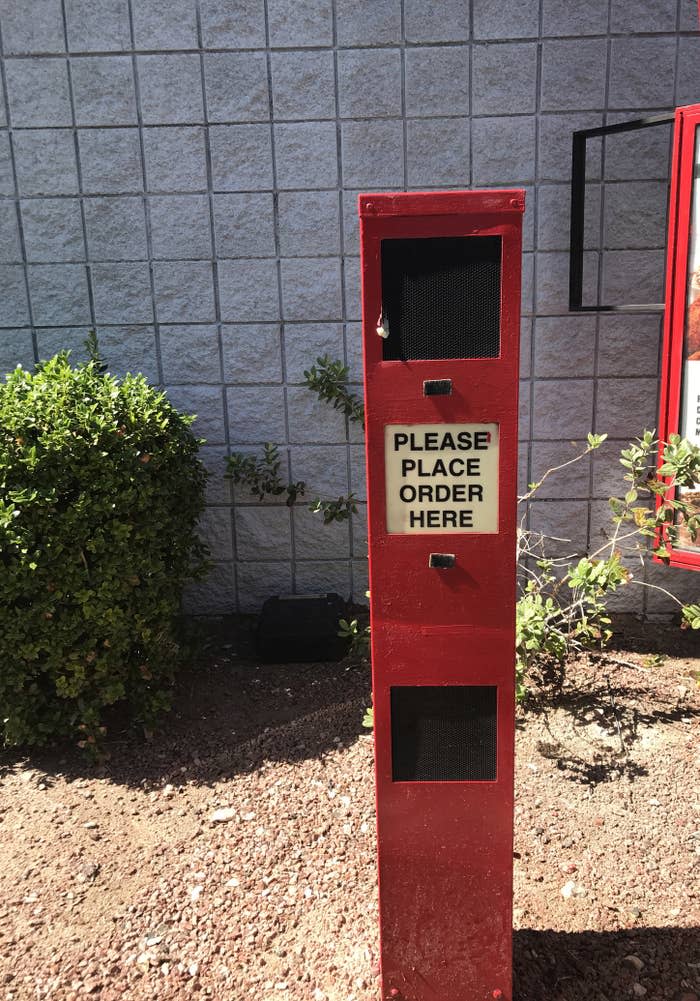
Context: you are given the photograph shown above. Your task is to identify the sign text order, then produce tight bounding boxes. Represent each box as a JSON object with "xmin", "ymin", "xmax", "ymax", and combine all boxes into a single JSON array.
[{"xmin": 385, "ymin": 423, "xmax": 499, "ymax": 534}]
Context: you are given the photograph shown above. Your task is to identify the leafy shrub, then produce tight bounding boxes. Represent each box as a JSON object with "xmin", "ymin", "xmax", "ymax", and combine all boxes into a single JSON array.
[{"xmin": 0, "ymin": 351, "xmax": 207, "ymax": 749}]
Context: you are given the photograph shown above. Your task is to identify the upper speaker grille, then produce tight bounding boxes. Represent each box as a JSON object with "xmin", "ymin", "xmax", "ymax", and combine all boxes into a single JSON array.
[{"xmin": 381, "ymin": 236, "xmax": 502, "ymax": 361}]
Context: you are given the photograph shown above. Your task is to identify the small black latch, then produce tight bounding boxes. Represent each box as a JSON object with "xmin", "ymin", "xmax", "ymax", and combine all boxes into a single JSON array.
[
  {"xmin": 423, "ymin": 379, "xmax": 452, "ymax": 397},
  {"xmin": 429, "ymin": 553, "xmax": 456, "ymax": 569}
]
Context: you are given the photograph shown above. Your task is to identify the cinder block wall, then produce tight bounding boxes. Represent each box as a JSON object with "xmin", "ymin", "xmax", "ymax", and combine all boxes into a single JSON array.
[{"xmin": 0, "ymin": 0, "xmax": 698, "ymax": 614}]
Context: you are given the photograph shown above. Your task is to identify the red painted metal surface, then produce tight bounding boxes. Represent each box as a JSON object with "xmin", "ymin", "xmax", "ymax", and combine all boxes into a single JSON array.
[
  {"xmin": 360, "ymin": 190, "xmax": 524, "ymax": 1001},
  {"xmin": 657, "ymin": 104, "xmax": 700, "ymax": 571}
]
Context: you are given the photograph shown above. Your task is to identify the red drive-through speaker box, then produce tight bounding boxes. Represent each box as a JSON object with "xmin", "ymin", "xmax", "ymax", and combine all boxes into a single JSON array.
[{"xmin": 359, "ymin": 190, "xmax": 524, "ymax": 1001}]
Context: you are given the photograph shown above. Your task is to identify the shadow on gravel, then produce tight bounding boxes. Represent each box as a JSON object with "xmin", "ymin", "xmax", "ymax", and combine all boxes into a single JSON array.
[
  {"xmin": 0, "ymin": 615, "xmax": 372, "ymax": 790},
  {"xmin": 514, "ymin": 925, "xmax": 700, "ymax": 1001}
]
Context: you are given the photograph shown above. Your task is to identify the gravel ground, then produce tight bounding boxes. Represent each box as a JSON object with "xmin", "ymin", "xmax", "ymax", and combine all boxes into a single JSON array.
[{"xmin": 0, "ymin": 620, "xmax": 698, "ymax": 1001}]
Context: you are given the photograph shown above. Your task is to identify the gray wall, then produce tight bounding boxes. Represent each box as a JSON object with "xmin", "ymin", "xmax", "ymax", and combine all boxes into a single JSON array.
[{"xmin": 0, "ymin": 0, "xmax": 698, "ymax": 615}]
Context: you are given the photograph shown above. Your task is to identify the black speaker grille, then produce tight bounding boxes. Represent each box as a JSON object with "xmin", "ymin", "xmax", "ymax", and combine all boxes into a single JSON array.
[
  {"xmin": 391, "ymin": 686, "xmax": 497, "ymax": 782},
  {"xmin": 381, "ymin": 236, "xmax": 502, "ymax": 361}
]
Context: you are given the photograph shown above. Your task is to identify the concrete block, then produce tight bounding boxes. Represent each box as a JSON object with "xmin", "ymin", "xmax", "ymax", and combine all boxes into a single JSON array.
[
  {"xmin": 541, "ymin": 40, "xmax": 608, "ymax": 111},
  {"xmin": 529, "ymin": 440, "xmax": 592, "ymax": 500},
  {"xmin": 519, "ymin": 379, "xmax": 531, "ymax": 440},
  {"xmin": 538, "ymin": 113, "xmax": 603, "ymax": 182},
  {"xmin": 472, "ymin": 43, "xmax": 538, "ymax": 116},
  {"xmin": 221, "ymin": 324, "xmax": 283, "ymax": 383},
  {"xmin": 235, "ymin": 506, "xmax": 292, "ymax": 560},
  {"xmin": 182, "ymin": 562, "xmax": 236, "ymax": 614},
  {"xmin": 278, "ymin": 190, "xmax": 340, "ymax": 257},
  {"xmin": 286, "ymin": 385, "xmax": 346, "ymax": 443},
  {"xmin": 152, "ymin": 261, "xmax": 215, "ymax": 323},
  {"xmin": 405, "ymin": 46, "xmax": 469, "ymax": 116},
  {"xmin": 608, "ymin": 39, "xmax": 676, "ymax": 110},
  {"xmin": 72, "ymin": 56, "xmax": 137, "ymax": 126},
  {"xmin": 345, "ymin": 324, "xmax": 363, "ymax": 383},
  {"xmin": 229, "ymin": 445, "xmax": 292, "ymax": 505},
  {"xmin": 605, "ymin": 120, "xmax": 672, "ymax": 181},
  {"xmin": 15, "ymin": 130, "xmax": 80, "ymax": 196},
  {"xmin": 534, "ymin": 315, "xmax": 596, "ymax": 378},
  {"xmin": 337, "ymin": 48, "xmax": 402, "ymax": 118},
  {"xmin": 532, "ymin": 379, "xmax": 594, "ymax": 439},
  {"xmin": 204, "ymin": 52, "xmax": 269, "ymax": 124},
  {"xmin": 160, "ymin": 325, "xmax": 221, "ymax": 383},
  {"xmin": 236, "ymin": 561, "xmax": 292, "ymax": 612},
  {"xmin": 351, "ymin": 503, "xmax": 367, "ymax": 554},
  {"xmin": 343, "ymin": 257, "xmax": 361, "ymax": 322},
  {"xmin": 644, "ymin": 560, "xmax": 700, "ymax": 613},
  {"xmin": 91, "ymin": 262, "xmax": 153, "ymax": 324},
  {"xmin": 293, "ymin": 507, "xmax": 351, "ymax": 560},
  {"xmin": 274, "ymin": 122, "xmax": 338, "ymax": 189},
  {"xmin": 6, "ymin": 58, "xmax": 72, "ymax": 127},
  {"xmin": 143, "ymin": 127, "xmax": 208, "ymax": 192},
  {"xmin": 199, "ymin": 507, "xmax": 234, "ymax": 559},
  {"xmin": 472, "ymin": 116, "xmax": 536, "ymax": 185},
  {"xmin": 680, "ymin": 0, "xmax": 699, "ymax": 30},
  {"xmin": 267, "ymin": 0, "xmax": 333, "ymax": 47},
  {"xmin": 595, "ymin": 377, "xmax": 658, "ymax": 440},
  {"xmin": 270, "ymin": 51, "xmax": 336, "ymax": 121},
  {"xmin": 199, "ymin": 445, "xmax": 233, "ymax": 505},
  {"xmin": 0, "ymin": 0, "xmax": 65, "ymax": 53},
  {"xmin": 35, "ymin": 327, "xmax": 90, "ymax": 363},
  {"xmin": 537, "ymin": 182, "xmax": 601, "ymax": 252},
  {"xmin": 349, "ymin": 444, "xmax": 366, "ymax": 496},
  {"xmin": 591, "ymin": 438, "xmax": 631, "ymax": 499},
  {"xmin": 200, "ymin": 0, "xmax": 267, "ymax": 48},
  {"xmin": 284, "ymin": 322, "xmax": 344, "ymax": 383},
  {"xmin": 541, "ymin": 0, "xmax": 608, "ymax": 35},
  {"xmin": 520, "ymin": 318, "xmax": 532, "ymax": 379},
  {"xmin": 209, "ymin": 125, "xmax": 273, "ymax": 191},
  {"xmin": 0, "ymin": 330, "xmax": 35, "ymax": 372},
  {"xmin": 351, "ymin": 559, "xmax": 368, "ymax": 600},
  {"xmin": 132, "ymin": 0, "xmax": 199, "ymax": 49},
  {"xmin": 406, "ymin": 118, "xmax": 470, "ymax": 187},
  {"xmin": 535, "ymin": 250, "xmax": 598, "ymax": 315},
  {"xmin": 21, "ymin": 198, "xmax": 84, "ymax": 264},
  {"xmin": 341, "ymin": 119, "xmax": 404, "ymax": 188},
  {"xmin": 597, "ymin": 314, "xmax": 661, "ymax": 378},
  {"xmin": 0, "ymin": 204, "xmax": 22, "ymax": 263},
  {"xmin": 601, "ymin": 249, "xmax": 665, "ymax": 307},
  {"xmin": 65, "ymin": 0, "xmax": 131, "ymax": 52},
  {"xmin": 166, "ymin": 384, "xmax": 226, "ymax": 444},
  {"xmin": 341, "ymin": 190, "xmax": 365, "ymax": 255},
  {"xmin": 218, "ymin": 259, "xmax": 279, "ymax": 322},
  {"xmin": 347, "ymin": 392, "xmax": 365, "ymax": 444},
  {"xmin": 226, "ymin": 384, "xmax": 286, "ymax": 443},
  {"xmin": 213, "ymin": 192, "xmax": 276, "ymax": 258},
  {"xmin": 288, "ymin": 446, "xmax": 348, "ymax": 496},
  {"xmin": 148, "ymin": 195, "xmax": 212, "ymax": 260},
  {"xmin": 528, "ymin": 500, "xmax": 590, "ymax": 559},
  {"xmin": 521, "ymin": 252, "xmax": 534, "ymax": 316},
  {"xmin": 295, "ymin": 560, "xmax": 351, "ymax": 599},
  {"xmin": 611, "ymin": 0, "xmax": 677, "ymax": 33},
  {"xmin": 674, "ymin": 36, "xmax": 700, "ymax": 108},
  {"xmin": 336, "ymin": 0, "xmax": 401, "ymax": 44},
  {"xmin": 0, "ymin": 73, "xmax": 5, "ymax": 126},
  {"xmin": 518, "ymin": 442, "xmax": 529, "ymax": 497},
  {"xmin": 78, "ymin": 128, "xmax": 143, "ymax": 194},
  {"xmin": 280, "ymin": 258, "xmax": 342, "ymax": 322},
  {"xmin": 405, "ymin": 0, "xmax": 468, "ymax": 42},
  {"xmin": 137, "ymin": 54, "xmax": 204, "ymax": 125},
  {"xmin": 96, "ymin": 325, "xmax": 159, "ymax": 383},
  {"xmin": 84, "ymin": 196, "xmax": 148, "ymax": 261},
  {"xmin": 472, "ymin": 0, "xmax": 539, "ymax": 38},
  {"xmin": 604, "ymin": 181, "xmax": 667, "ymax": 250},
  {"xmin": 27, "ymin": 264, "xmax": 91, "ymax": 325},
  {"xmin": 0, "ymin": 134, "xmax": 15, "ymax": 196}
]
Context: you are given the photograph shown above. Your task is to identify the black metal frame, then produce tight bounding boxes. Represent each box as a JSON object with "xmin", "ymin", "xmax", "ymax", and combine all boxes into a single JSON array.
[{"xmin": 569, "ymin": 113, "xmax": 675, "ymax": 313}]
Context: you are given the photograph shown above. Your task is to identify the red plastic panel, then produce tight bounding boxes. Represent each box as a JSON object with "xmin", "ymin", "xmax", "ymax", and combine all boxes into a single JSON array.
[
  {"xmin": 360, "ymin": 190, "xmax": 524, "ymax": 1001},
  {"xmin": 657, "ymin": 104, "xmax": 700, "ymax": 571}
]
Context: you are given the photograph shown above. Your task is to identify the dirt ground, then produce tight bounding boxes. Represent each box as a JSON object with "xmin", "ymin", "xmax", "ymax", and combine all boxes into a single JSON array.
[{"xmin": 0, "ymin": 618, "xmax": 698, "ymax": 1001}]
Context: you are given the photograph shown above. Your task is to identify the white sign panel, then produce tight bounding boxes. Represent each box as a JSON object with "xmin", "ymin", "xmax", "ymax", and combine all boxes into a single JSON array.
[{"xmin": 385, "ymin": 423, "xmax": 499, "ymax": 534}]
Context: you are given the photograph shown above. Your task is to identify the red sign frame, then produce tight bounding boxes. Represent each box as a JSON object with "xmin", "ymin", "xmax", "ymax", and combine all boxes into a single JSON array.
[
  {"xmin": 360, "ymin": 190, "xmax": 524, "ymax": 1001},
  {"xmin": 657, "ymin": 104, "xmax": 700, "ymax": 571}
]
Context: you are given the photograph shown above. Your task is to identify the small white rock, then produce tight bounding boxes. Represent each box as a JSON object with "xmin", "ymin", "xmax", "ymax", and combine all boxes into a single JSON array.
[
  {"xmin": 190, "ymin": 885, "xmax": 203, "ymax": 902},
  {"xmin": 632, "ymin": 984, "xmax": 647, "ymax": 997},
  {"xmin": 188, "ymin": 962, "xmax": 199, "ymax": 978},
  {"xmin": 561, "ymin": 881, "xmax": 576, "ymax": 899},
  {"xmin": 210, "ymin": 807, "xmax": 236, "ymax": 824}
]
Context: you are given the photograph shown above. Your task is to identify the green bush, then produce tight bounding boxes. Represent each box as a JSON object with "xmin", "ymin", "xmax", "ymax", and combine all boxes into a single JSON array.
[{"xmin": 0, "ymin": 351, "xmax": 207, "ymax": 749}]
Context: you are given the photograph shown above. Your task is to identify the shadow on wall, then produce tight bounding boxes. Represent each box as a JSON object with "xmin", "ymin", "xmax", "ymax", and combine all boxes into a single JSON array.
[{"xmin": 514, "ymin": 925, "xmax": 699, "ymax": 1000}]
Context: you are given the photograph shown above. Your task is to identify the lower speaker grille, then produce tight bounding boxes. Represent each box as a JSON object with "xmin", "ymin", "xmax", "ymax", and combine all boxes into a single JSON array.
[{"xmin": 391, "ymin": 685, "xmax": 497, "ymax": 782}]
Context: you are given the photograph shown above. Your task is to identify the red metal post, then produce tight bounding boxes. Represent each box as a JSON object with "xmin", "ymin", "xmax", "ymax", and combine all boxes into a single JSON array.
[{"xmin": 360, "ymin": 190, "xmax": 524, "ymax": 1000}]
